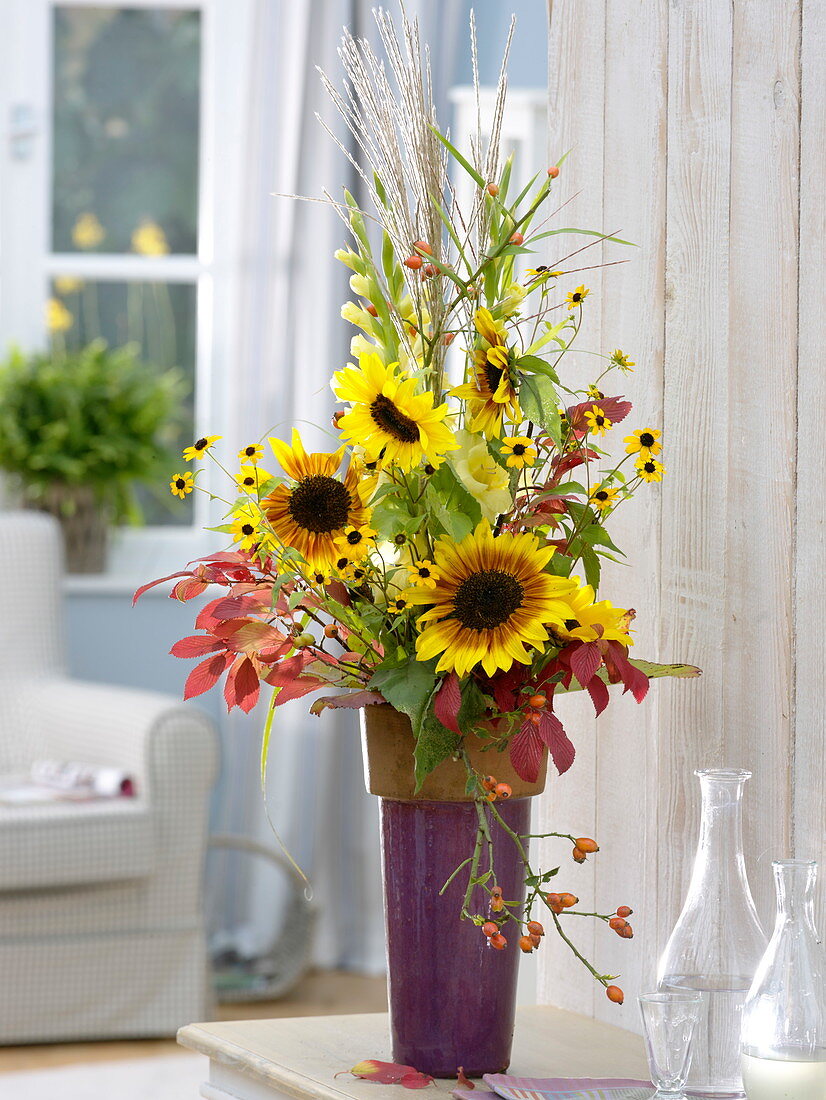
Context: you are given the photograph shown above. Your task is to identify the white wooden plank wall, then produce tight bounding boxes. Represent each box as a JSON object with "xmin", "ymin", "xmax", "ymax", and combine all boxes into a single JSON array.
[{"xmin": 538, "ymin": 0, "xmax": 824, "ymax": 1031}]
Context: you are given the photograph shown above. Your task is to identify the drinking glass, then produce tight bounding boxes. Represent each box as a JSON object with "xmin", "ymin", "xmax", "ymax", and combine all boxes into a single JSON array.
[{"xmin": 639, "ymin": 992, "xmax": 703, "ymax": 1099}]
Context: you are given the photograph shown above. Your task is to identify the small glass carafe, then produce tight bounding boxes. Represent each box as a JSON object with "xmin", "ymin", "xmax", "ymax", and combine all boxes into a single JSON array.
[
  {"xmin": 740, "ymin": 860, "xmax": 826, "ymax": 1100},
  {"xmin": 657, "ymin": 769, "xmax": 767, "ymax": 1097}
]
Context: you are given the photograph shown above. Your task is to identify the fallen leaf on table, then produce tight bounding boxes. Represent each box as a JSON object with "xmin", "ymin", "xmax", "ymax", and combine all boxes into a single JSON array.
[
  {"xmin": 342, "ymin": 1060, "xmax": 435, "ymax": 1088},
  {"xmin": 456, "ymin": 1067, "xmax": 475, "ymax": 1089}
]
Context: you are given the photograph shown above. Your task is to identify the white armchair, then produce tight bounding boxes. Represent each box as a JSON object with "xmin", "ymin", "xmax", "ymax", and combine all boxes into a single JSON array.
[{"xmin": 0, "ymin": 512, "xmax": 219, "ymax": 1043}]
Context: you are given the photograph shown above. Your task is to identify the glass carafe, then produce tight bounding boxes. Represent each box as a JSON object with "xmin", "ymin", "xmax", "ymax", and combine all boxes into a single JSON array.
[
  {"xmin": 740, "ymin": 860, "xmax": 826, "ymax": 1100},
  {"xmin": 657, "ymin": 769, "xmax": 767, "ymax": 1098}
]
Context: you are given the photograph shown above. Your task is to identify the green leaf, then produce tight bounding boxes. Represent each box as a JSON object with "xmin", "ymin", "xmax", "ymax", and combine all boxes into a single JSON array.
[
  {"xmin": 524, "ymin": 319, "xmax": 570, "ymax": 356},
  {"xmin": 368, "ymin": 658, "xmax": 438, "ymax": 737},
  {"xmin": 414, "ymin": 714, "xmax": 460, "ymax": 792},
  {"xmin": 530, "ymin": 227, "xmax": 636, "ymax": 247},
  {"xmin": 557, "ymin": 658, "xmax": 702, "ymax": 695},
  {"xmin": 429, "ymin": 124, "xmax": 486, "ymax": 188},
  {"xmin": 519, "ymin": 371, "xmax": 559, "ymax": 433},
  {"xmin": 579, "ymin": 524, "xmax": 625, "ymax": 555},
  {"xmin": 456, "ymin": 678, "xmax": 489, "ymax": 734},
  {"xmin": 515, "ymin": 355, "xmax": 560, "ymax": 383},
  {"xmin": 425, "ymin": 463, "xmax": 482, "ymax": 540},
  {"xmin": 580, "ymin": 543, "xmax": 601, "ymax": 589}
]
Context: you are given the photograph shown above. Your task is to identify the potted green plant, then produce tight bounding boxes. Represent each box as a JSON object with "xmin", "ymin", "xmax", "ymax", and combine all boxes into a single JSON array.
[{"xmin": 0, "ymin": 339, "xmax": 186, "ymax": 572}]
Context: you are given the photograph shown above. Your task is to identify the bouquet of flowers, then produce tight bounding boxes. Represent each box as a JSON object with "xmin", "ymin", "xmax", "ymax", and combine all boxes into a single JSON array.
[{"xmin": 138, "ymin": 11, "xmax": 698, "ymax": 1003}]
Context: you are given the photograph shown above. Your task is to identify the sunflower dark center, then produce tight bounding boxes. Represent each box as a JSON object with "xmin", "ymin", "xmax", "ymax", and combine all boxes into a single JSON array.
[
  {"xmin": 595, "ymin": 415, "xmax": 605, "ymax": 426},
  {"xmin": 572, "ymin": 292, "xmax": 582, "ymax": 302},
  {"xmin": 369, "ymin": 394, "xmax": 420, "ymax": 444},
  {"xmin": 453, "ymin": 569, "xmax": 524, "ymax": 632},
  {"xmin": 195, "ymin": 437, "xmax": 208, "ymax": 450},
  {"xmin": 483, "ymin": 362, "xmax": 504, "ymax": 394},
  {"xmin": 595, "ymin": 490, "xmax": 609, "ymax": 501},
  {"xmin": 288, "ymin": 475, "xmax": 351, "ymax": 533},
  {"xmin": 644, "ymin": 462, "xmax": 656, "ymax": 473},
  {"xmin": 175, "ymin": 478, "xmax": 186, "ymax": 489},
  {"xmin": 640, "ymin": 432, "xmax": 655, "ymax": 447},
  {"xmin": 241, "ymin": 524, "xmax": 254, "ymax": 536},
  {"xmin": 244, "ymin": 446, "xmax": 257, "ymax": 456},
  {"xmin": 346, "ymin": 530, "xmax": 362, "ymax": 544},
  {"xmin": 242, "ymin": 476, "xmax": 256, "ymax": 487},
  {"xmin": 564, "ymin": 618, "xmax": 580, "ymax": 631},
  {"xmin": 513, "ymin": 443, "xmax": 527, "ymax": 456}
]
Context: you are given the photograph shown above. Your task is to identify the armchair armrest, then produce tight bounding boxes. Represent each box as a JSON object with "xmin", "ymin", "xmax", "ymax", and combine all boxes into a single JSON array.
[{"xmin": 6, "ymin": 677, "xmax": 218, "ymax": 806}]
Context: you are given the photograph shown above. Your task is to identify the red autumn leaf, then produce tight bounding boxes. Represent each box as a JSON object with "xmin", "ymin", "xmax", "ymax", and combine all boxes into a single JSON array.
[
  {"xmin": 566, "ymin": 396, "xmax": 632, "ymax": 432},
  {"xmin": 183, "ymin": 652, "xmax": 233, "ymax": 700},
  {"xmin": 434, "ymin": 672, "xmax": 462, "ymax": 734},
  {"xmin": 133, "ymin": 569, "xmax": 199, "ymax": 605},
  {"xmin": 456, "ymin": 1068, "xmax": 475, "ymax": 1090},
  {"xmin": 568, "ymin": 641, "xmax": 602, "ymax": 688},
  {"xmin": 170, "ymin": 635, "xmax": 226, "ymax": 659},
  {"xmin": 509, "ymin": 721, "xmax": 545, "ymax": 783},
  {"xmin": 605, "ymin": 641, "xmax": 649, "ymax": 703},
  {"xmin": 309, "ymin": 691, "xmax": 386, "ymax": 715},
  {"xmin": 224, "ymin": 656, "xmax": 260, "ymax": 713},
  {"xmin": 489, "ymin": 665, "xmax": 528, "ymax": 712},
  {"xmin": 211, "ymin": 591, "xmax": 273, "ymax": 620},
  {"xmin": 549, "ymin": 448, "xmax": 600, "ymax": 485},
  {"xmin": 347, "ymin": 1060, "xmax": 433, "ymax": 1088},
  {"xmin": 195, "ymin": 596, "xmax": 232, "ymax": 632},
  {"xmin": 587, "ymin": 675, "xmax": 610, "ymax": 717},
  {"xmin": 273, "ymin": 675, "xmax": 326, "ymax": 705},
  {"xmin": 216, "ymin": 619, "xmax": 288, "ymax": 655},
  {"xmin": 537, "ymin": 710, "xmax": 576, "ymax": 776},
  {"xmin": 172, "ymin": 577, "xmax": 211, "ymax": 601}
]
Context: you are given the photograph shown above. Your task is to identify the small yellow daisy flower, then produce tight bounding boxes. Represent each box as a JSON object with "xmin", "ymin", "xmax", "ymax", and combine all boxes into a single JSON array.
[
  {"xmin": 590, "ymin": 484, "xmax": 618, "ymax": 512},
  {"xmin": 524, "ymin": 266, "xmax": 564, "ymax": 281},
  {"xmin": 231, "ymin": 505, "xmax": 263, "ymax": 550},
  {"xmin": 636, "ymin": 457, "xmax": 665, "ymax": 483},
  {"xmin": 408, "ymin": 561, "xmax": 440, "ymax": 589},
  {"xmin": 586, "ymin": 384, "xmax": 605, "ymax": 400},
  {"xmin": 565, "ymin": 285, "xmax": 589, "ymax": 309},
  {"xmin": 625, "ymin": 428, "xmax": 662, "ymax": 457},
  {"xmin": 235, "ymin": 465, "xmax": 272, "ymax": 493},
  {"xmin": 307, "ymin": 568, "xmax": 331, "ymax": 588},
  {"xmin": 340, "ymin": 561, "xmax": 368, "ymax": 585},
  {"xmin": 183, "ymin": 435, "xmax": 222, "ymax": 461},
  {"xmin": 583, "ymin": 405, "xmax": 612, "ymax": 436},
  {"xmin": 72, "ymin": 212, "xmax": 105, "ymax": 250},
  {"xmin": 46, "ymin": 298, "xmax": 73, "ymax": 333},
  {"xmin": 131, "ymin": 219, "xmax": 169, "ymax": 256},
  {"xmin": 169, "ymin": 472, "xmax": 194, "ymax": 499},
  {"xmin": 334, "ymin": 524, "xmax": 377, "ymax": 558},
  {"xmin": 238, "ymin": 443, "xmax": 264, "ymax": 464},
  {"xmin": 611, "ymin": 349, "xmax": 635, "ymax": 372},
  {"xmin": 501, "ymin": 436, "xmax": 538, "ymax": 469},
  {"xmin": 390, "ymin": 597, "xmax": 409, "ymax": 613}
]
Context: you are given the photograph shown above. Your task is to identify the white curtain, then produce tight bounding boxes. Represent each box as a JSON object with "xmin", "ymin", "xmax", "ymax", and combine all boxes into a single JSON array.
[{"xmin": 209, "ymin": 0, "xmax": 465, "ymax": 975}]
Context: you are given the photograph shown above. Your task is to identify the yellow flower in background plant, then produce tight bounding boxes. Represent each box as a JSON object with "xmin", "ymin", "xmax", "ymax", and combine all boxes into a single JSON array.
[
  {"xmin": 169, "ymin": 471, "xmax": 194, "ymax": 499},
  {"xmin": 262, "ymin": 429, "xmax": 371, "ymax": 569},
  {"xmin": 54, "ymin": 276, "xmax": 84, "ymax": 295},
  {"xmin": 132, "ymin": 219, "xmax": 169, "ymax": 256},
  {"xmin": 583, "ymin": 405, "xmax": 612, "ymax": 436},
  {"xmin": 231, "ymin": 504, "xmax": 265, "ymax": 551},
  {"xmin": 624, "ymin": 428, "xmax": 662, "ymax": 457},
  {"xmin": 335, "ymin": 523, "xmax": 377, "ymax": 559},
  {"xmin": 501, "ymin": 435, "xmax": 537, "ymax": 469},
  {"xmin": 636, "ymin": 457, "xmax": 665, "ymax": 483},
  {"xmin": 452, "ymin": 430, "xmax": 513, "ymax": 522},
  {"xmin": 586, "ymin": 384, "xmax": 604, "ymax": 400},
  {"xmin": 307, "ymin": 567, "xmax": 331, "ymax": 587},
  {"xmin": 590, "ymin": 484, "xmax": 618, "ymax": 512},
  {"xmin": 333, "ymin": 351, "xmax": 457, "ymax": 471},
  {"xmin": 408, "ymin": 560, "xmax": 440, "ymax": 589},
  {"xmin": 45, "ymin": 298, "xmax": 73, "ymax": 333},
  {"xmin": 565, "ymin": 285, "xmax": 590, "ymax": 309},
  {"xmin": 183, "ymin": 435, "xmax": 222, "ymax": 461},
  {"xmin": 450, "ymin": 308, "xmax": 520, "ymax": 437},
  {"xmin": 238, "ymin": 443, "xmax": 264, "ymax": 464},
  {"xmin": 525, "ymin": 266, "xmax": 563, "ymax": 282},
  {"xmin": 235, "ymin": 465, "xmax": 272, "ymax": 493},
  {"xmin": 390, "ymin": 597, "xmax": 409, "ymax": 614},
  {"xmin": 611, "ymin": 349, "xmax": 635, "ymax": 372},
  {"xmin": 404, "ymin": 520, "xmax": 578, "ymax": 677},
  {"xmin": 554, "ymin": 580, "xmax": 634, "ymax": 646},
  {"xmin": 72, "ymin": 212, "xmax": 105, "ymax": 249}
]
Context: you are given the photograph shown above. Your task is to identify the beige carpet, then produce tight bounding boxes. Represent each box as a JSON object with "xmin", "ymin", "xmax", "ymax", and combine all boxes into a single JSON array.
[{"xmin": 0, "ymin": 1053, "xmax": 205, "ymax": 1098}]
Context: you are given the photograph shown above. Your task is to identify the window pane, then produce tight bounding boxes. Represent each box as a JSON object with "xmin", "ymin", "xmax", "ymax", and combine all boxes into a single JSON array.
[
  {"xmin": 49, "ymin": 278, "xmax": 196, "ymax": 525},
  {"xmin": 52, "ymin": 8, "xmax": 201, "ymax": 255}
]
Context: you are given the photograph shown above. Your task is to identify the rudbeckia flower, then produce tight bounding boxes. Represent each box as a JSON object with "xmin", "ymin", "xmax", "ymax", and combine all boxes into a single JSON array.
[
  {"xmin": 636, "ymin": 457, "xmax": 665, "ymax": 483},
  {"xmin": 169, "ymin": 472, "xmax": 194, "ymax": 498},
  {"xmin": 403, "ymin": 520, "xmax": 578, "ymax": 677},
  {"xmin": 583, "ymin": 405, "xmax": 612, "ymax": 436},
  {"xmin": 565, "ymin": 285, "xmax": 590, "ymax": 309},
  {"xmin": 235, "ymin": 465, "xmax": 272, "ymax": 494},
  {"xmin": 238, "ymin": 443, "xmax": 264, "ymax": 464},
  {"xmin": 333, "ymin": 352, "xmax": 457, "ymax": 471},
  {"xmin": 501, "ymin": 436, "xmax": 537, "ymax": 469},
  {"xmin": 624, "ymin": 428, "xmax": 662, "ymax": 457},
  {"xmin": 262, "ymin": 430, "xmax": 371, "ymax": 569},
  {"xmin": 183, "ymin": 435, "xmax": 222, "ymax": 461},
  {"xmin": 231, "ymin": 505, "xmax": 264, "ymax": 551},
  {"xmin": 408, "ymin": 561, "xmax": 439, "ymax": 589},
  {"xmin": 334, "ymin": 524, "xmax": 377, "ymax": 559},
  {"xmin": 590, "ymin": 484, "xmax": 618, "ymax": 512}
]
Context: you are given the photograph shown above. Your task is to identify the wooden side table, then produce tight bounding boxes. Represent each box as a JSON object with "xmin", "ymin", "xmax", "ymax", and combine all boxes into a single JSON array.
[{"xmin": 178, "ymin": 1006, "xmax": 649, "ymax": 1100}]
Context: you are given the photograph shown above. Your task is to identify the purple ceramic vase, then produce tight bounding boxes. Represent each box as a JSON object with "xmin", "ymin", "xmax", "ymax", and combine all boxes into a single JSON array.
[{"xmin": 380, "ymin": 796, "xmax": 531, "ymax": 1078}]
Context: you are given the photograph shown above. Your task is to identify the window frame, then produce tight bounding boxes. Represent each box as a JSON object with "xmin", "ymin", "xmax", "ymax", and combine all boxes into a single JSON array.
[{"xmin": 0, "ymin": 0, "xmax": 255, "ymax": 579}]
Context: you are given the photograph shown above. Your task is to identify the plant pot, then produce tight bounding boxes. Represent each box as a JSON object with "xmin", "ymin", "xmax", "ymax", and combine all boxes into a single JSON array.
[
  {"xmin": 27, "ymin": 485, "xmax": 108, "ymax": 574},
  {"xmin": 361, "ymin": 703, "xmax": 544, "ymax": 1078}
]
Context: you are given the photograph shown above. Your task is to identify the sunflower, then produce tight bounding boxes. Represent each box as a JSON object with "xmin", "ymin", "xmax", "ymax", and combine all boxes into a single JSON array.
[
  {"xmin": 501, "ymin": 435, "xmax": 537, "ymax": 469},
  {"xmin": 238, "ymin": 443, "xmax": 264, "ymax": 464},
  {"xmin": 636, "ymin": 457, "xmax": 665, "ymax": 483},
  {"xmin": 450, "ymin": 308, "xmax": 521, "ymax": 437},
  {"xmin": 408, "ymin": 561, "xmax": 440, "ymax": 589},
  {"xmin": 404, "ymin": 521, "xmax": 578, "ymax": 677},
  {"xmin": 333, "ymin": 352, "xmax": 457, "ymax": 471},
  {"xmin": 169, "ymin": 472, "xmax": 194, "ymax": 498},
  {"xmin": 565, "ymin": 285, "xmax": 590, "ymax": 309},
  {"xmin": 334, "ymin": 524, "xmax": 377, "ymax": 560},
  {"xmin": 552, "ymin": 580, "xmax": 633, "ymax": 646},
  {"xmin": 183, "ymin": 435, "xmax": 222, "ymax": 461},
  {"xmin": 262, "ymin": 430, "xmax": 370, "ymax": 569},
  {"xmin": 235, "ymin": 465, "xmax": 272, "ymax": 494},
  {"xmin": 624, "ymin": 428, "xmax": 662, "ymax": 457},
  {"xmin": 590, "ymin": 484, "xmax": 618, "ymax": 512},
  {"xmin": 583, "ymin": 405, "xmax": 612, "ymax": 436}
]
